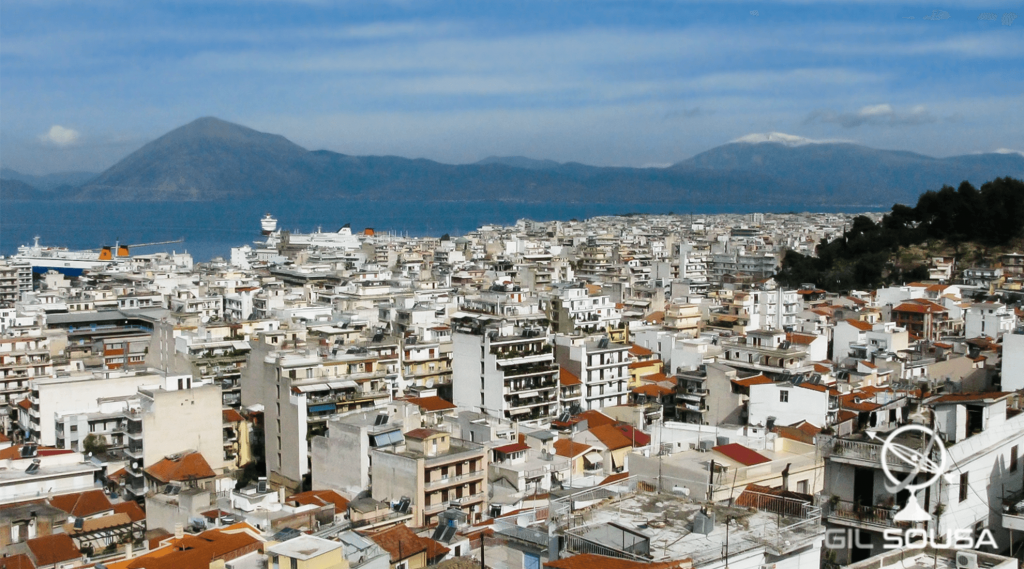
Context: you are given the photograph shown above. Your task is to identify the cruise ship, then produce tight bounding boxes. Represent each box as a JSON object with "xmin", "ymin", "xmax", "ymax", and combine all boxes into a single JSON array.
[{"xmin": 261, "ymin": 216, "xmax": 362, "ymax": 250}]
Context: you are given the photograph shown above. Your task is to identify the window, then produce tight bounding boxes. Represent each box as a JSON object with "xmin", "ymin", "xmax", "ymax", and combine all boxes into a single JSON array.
[
  {"xmin": 290, "ymin": 558, "xmax": 297, "ymax": 569},
  {"xmin": 1012, "ymin": 446, "xmax": 1019, "ymax": 472},
  {"xmin": 780, "ymin": 390, "xmax": 789, "ymax": 403},
  {"xmin": 797, "ymin": 480, "xmax": 808, "ymax": 494},
  {"xmin": 272, "ymin": 557, "xmax": 279, "ymax": 569},
  {"xmin": 959, "ymin": 472, "xmax": 969, "ymax": 502}
]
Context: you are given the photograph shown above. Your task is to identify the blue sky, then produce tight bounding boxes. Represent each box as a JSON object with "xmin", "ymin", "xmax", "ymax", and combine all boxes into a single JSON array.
[{"xmin": 1, "ymin": 0, "xmax": 1021, "ymax": 174}]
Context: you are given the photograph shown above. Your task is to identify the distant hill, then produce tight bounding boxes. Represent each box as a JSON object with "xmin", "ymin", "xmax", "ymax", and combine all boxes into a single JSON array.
[
  {"xmin": 474, "ymin": 156, "xmax": 562, "ymax": 170},
  {"xmin": 0, "ymin": 168, "xmax": 97, "ymax": 191},
  {"xmin": 0, "ymin": 178, "xmax": 50, "ymax": 201},
  {"xmin": 12, "ymin": 117, "xmax": 1024, "ymax": 205}
]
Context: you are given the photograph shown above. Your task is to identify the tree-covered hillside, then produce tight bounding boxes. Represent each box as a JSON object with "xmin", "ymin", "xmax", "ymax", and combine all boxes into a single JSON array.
[{"xmin": 777, "ymin": 177, "xmax": 1024, "ymax": 291}]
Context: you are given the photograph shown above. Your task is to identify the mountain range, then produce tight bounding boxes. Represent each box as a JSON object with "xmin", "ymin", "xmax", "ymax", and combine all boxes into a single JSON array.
[{"xmin": 3, "ymin": 117, "xmax": 1023, "ymax": 206}]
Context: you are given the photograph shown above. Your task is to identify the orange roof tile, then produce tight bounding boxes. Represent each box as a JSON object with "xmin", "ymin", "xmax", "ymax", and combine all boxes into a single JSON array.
[
  {"xmin": 731, "ymin": 375, "xmax": 774, "ymax": 387},
  {"xmin": 628, "ymin": 359, "xmax": 661, "ymax": 369},
  {"xmin": 113, "ymin": 500, "xmax": 146, "ymax": 523},
  {"xmin": 222, "ymin": 409, "xmax": 244, "ymax": 423},
  {"xmin": 406, "ymin": 396, "xmax": 456, "ymax": 413},
  {"xmin": 559, "ymin": 368, "xmax": 582, "ymax": 386},
  {"xmin": 785, "ymin": 332, "xmax": 818, "ymax": 345},
  {"xmin": 631, "ymin": 384, "xmax": 672, "ymax": 398},
  {"xmin": 49, "ymin": 490, "xmax": 113, "ymax": 518},
  {"xmin": 288, "ymin": 489, "xmax": 350, "ymax": 512},
  {"xmin": 364, "ymin": 524, "xmax": 444, "ymax": 562},
  {"xmin": 404, "ymin": 428, "xmax": 443, "ymax": 440},
  {"xmin": 25, "ymin": 534, "xmax": 81, "ymax": 567},
  {"xmin": 553, "ymin": 439, "xmax": 592, "ymax": 458},
  {"xmin": 0, "ymin": 554, "xmax": 35, "ymax": 569},
  {"xmin": 844, "ymin": 319, "xmax": 873, "ymax": 331},
  {"xmin": 600, "ymin": 472, "xmax": 630, "ymax": 485},
  {"xmin": 628, "ymin": 344, "xmax": 653, "ymax": 356},
  {"xmin": 587, "ymin": 424, "xmax": 633, "ymax": 450},
  {"xmin": 575, "ymin": 410, "xmax": 616, "ymax": 428},
  {"xmin": 144, "ymin": 451, "xmax": 216, "ymax": 484},
  {"xmin": 712, "ymin": 443, "xmax": 770, "ymax": 466}
]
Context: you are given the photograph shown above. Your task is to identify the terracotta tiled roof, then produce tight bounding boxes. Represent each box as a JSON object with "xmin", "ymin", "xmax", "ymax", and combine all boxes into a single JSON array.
[
  {"xmin": 615, "ymin": 425, "xmax": 651, "ymax": 447},
  {"xmin": 222, "ymin": 409, "xmax": 244, "ymax": 423},
  {"xmin": 144, "ymin": 451, "xmax": 216, "ymax": 484},
  {"xmin": 929, "ymin": 392, "xmax": 1010, "ymax": 404},
  {"xmin": 16, "ymin": 399, "xmax": 31, "ymax": 410},
  {"xmin": 628, "ymin": 344, "xmax": 652, "ymax": 356},
  {"xmin": 559, "ymin": 368, "xmax": 581, "ymax": 386},
  {"xmin": 587, "ymin": 424, "xmax": 633, "ymax": 450},
  {"xmin": 406, "ymin": 396, "xmax": 456, "ymax": 413},
  {"xmin": 631, "ymin": 384, "xmax": 672, "ymax": 397},
  {"xmin": 785, "ymin": 332, "xmax": 818, "ymax": 345},
  {"xmin": 545, "ymin": 553, "xmax": 692, "ymax": 569},
  {"xmin": 812, "ymin": 364, "xmax": 832, "ymax": 373},
  {"xmin": 844, "ymin": 319, "xmax": 873, "ymax": 331},
  {"xmin": 288, "ymin": 489, "xmax": 350, "ymax": 512},
  {"xmin": 712, "ymin": 443, "xmax": 770, "ymax": 466},
  {"xmin": 628, "ymin": 359, "xmax": 661, "ymax": 369},
  {"xmin": 49, "ymin": 490, "xmax": 113, "ymax": 518},
  {"xmin": 600, "ymin": 472, "xmax": 630, "ymax": 485},
  {"xmin": 365, "ymin": 524, "xmax": 446, "ymax": 563},
  {"xmin": 120, "ymin": 528, "xmax": 262, "ymax": 569},
  {"xmin": 0, "ymin": 445, "xmax": 72, "ymax": 460},
  {"xmin": 404, "ymin": 428, "xmax": 443, "ymax": 440},
  {"xmin": 25, "ymin": 534, "xmax": 81, "ymax": 567},
  {"xmin": 493, "ymin": 442, "xmax": 530, "ymax": 454},
  {"xmin": 731, "ymin": 374, "xmax": 773, "ymax": 387},
  {"xmin": 112, "ymin": 500, "xmax": 146, "ymax": 523},
  {"xmin": 553, "ymin": 439, "xmax": 591, "ymax": 458},
  {"xmin": 859, "ymin": 360, "xmax": 877, "ymax": 369},
  {"xmin": 0, "ymin": 554, "xmax": 35, "ymax": 569},
  {"xmin": 575, "ymin": 410, "xmax": 616, "ymax": 428},
  {"xmin": 797, "ymin": 383, "xmax": 827, "ymax": 393}
]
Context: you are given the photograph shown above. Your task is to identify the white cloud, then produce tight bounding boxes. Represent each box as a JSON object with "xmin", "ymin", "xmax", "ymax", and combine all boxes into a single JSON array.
[
  {"xmin": 39, "ymin": 125, "xmax": 80, "ymax": 146},
  {"xmin": 804, "ymin": 104, "xmax": 936, "ymax": 128}
]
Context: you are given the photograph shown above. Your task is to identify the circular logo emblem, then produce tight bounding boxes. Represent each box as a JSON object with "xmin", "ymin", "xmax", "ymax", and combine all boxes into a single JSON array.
[{"xmin": 881, "ymin": 424, "xmax": 947, "ymax": 493}]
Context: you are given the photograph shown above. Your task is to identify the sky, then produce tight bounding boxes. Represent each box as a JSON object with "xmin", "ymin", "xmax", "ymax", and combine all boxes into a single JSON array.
[{"xmin": 1, "ymin": 0, "xmax": 1022, "ymax": 175}]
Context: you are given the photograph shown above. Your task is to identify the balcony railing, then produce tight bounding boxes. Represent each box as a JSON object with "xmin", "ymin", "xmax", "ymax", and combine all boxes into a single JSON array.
[
  {"xmin": 425, "ymin": 470, "xmax": 486, "ymax": 489},
  {"xmin": 828, "ymin": 438, "xmax": 915, "ymax": 470},
  {"xmin": 827, "ymin": 499, "xmax": 903, "ymax": 529},
  {"xmin": 423, "ymin": 492, "xmax": 486, "ymax": 513}
]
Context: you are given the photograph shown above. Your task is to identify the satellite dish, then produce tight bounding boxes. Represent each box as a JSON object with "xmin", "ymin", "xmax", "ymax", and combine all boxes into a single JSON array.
[
  {"xmin": 425, "ymin": 379, "xmax": 434, "ymax": 389},
  {"xmin": 132, "ymin": 462, "xmax": 138, "ymax": 469},
  {"xmin": 201, "ymin": 315, "xmax": 210, "ymax": 323}
]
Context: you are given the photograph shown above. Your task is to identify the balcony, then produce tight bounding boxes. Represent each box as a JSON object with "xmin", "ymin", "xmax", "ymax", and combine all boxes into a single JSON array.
[
  {"xmin": 826, "ymin": 498, "xmax": 906, "ymax": 530},
  {"xmin": 827, "ymin": 438, "xmax": 915, "ymax": 472},
  {"xmin": 423, "ymin": 492, "xmax": 486, "ymax": 513},
  {"xmin": 1003, "ymin": 487, "xmax": 1024, "ymax": 532},
  {"xmin": 425, "ymin": 470, "xmax": 486, "ymax": 490}
]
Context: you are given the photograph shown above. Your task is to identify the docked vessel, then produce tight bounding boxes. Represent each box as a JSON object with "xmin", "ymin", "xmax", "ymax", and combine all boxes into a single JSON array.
[
  {"xmin": 261, "ymin": 213, "xmax": 278, "ymax": 235},
  {"xmin": 13, "ymin": 237, "xmax": 128, "ymax": 276}
]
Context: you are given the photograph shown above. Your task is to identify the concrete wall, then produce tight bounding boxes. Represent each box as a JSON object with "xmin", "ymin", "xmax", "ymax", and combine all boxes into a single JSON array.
[
  {"xmin": 370, "ymin": 451, "xmax": 421, "ymax": 524},
  {"xmin": 747, "ymin": 383, "xmax": 828, "ymax": 429},
  {"xmin": 1002, "ymin": 333, "xmax": 1024, "ymax": 392},
  {"xmin": 142, "ymin": 383, "xmax": 226, "ymax": 472},
  {"xmin": 35, "ymin": 372, "xmax": 158, "ymax": 446},
  {"xmin": 310, "ymin": 421, "xmax": 367, "ymax": 495}
]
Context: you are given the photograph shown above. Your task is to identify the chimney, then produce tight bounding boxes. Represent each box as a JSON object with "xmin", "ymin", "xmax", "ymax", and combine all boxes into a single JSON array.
[
  {"xmin": 174, "ymin": 522, "xmax": 184, "ymax": 539},
  {"xmin": 781, "ymin": 463, "xmax": 791, "ymax": 492}
]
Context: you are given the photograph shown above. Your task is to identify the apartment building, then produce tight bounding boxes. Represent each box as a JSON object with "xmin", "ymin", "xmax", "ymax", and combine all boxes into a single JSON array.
[
  {"xmin": 543, "ymin": 284, "xmax": 621, "ymax": 334},
  {"xmin": 371, "ymin": 428, "xmax": 488, "ymax": 527},
  {"xmin": 554, "ymin": 336, "xmax": 630, "ymax": 411},
  {"xmin": 451, "ymin": 316, "xmax": 558, "ymax": 421},
  {"xmin": 0, "ymin": 260, "xmax": 32, "ymax": 308},
  {"xmin": 719, "ymin": 329, "xmax": 814, "ymax": 378},
  {"xmin": 820, "ymin": 391, "xmax": 1023, "ymax": 564}
]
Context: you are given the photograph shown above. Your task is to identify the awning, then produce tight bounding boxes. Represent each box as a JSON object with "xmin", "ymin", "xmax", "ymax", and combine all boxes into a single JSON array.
[
  {"xmin": 584, "ymin": 451, "xmax": 603, "ymax": 468},
  {"xmin": 328, "ymin": 380, "xmax": 358, "ymax": 390},
  {"xmin": 294, "ymin": 383, "xmax": 330, "ymax": 393}
]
